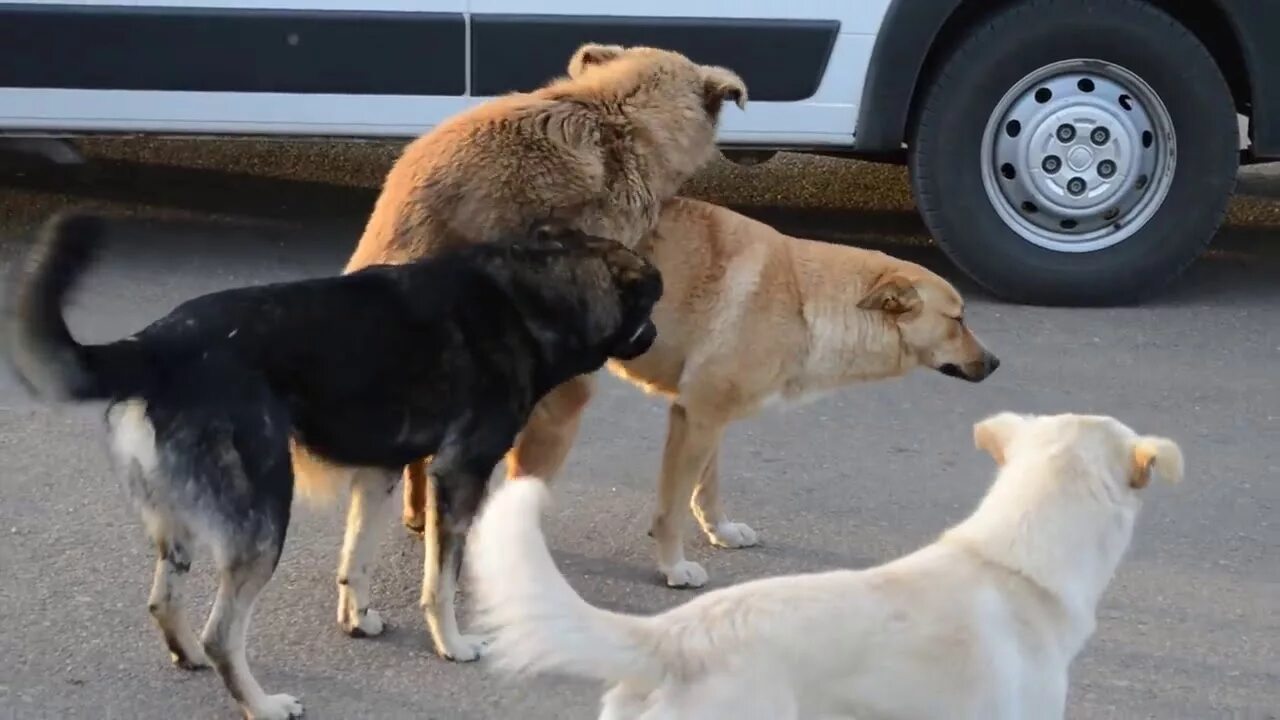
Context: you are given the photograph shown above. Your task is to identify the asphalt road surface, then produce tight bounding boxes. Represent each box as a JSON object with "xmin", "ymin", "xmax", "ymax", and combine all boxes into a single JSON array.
[{"xmin": 1, "ymin": 140, "xmax": 1277, "ymax": 720}]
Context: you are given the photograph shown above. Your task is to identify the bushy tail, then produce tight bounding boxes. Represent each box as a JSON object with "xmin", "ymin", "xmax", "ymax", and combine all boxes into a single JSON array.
[
  {"xmin": 468, "ymin": 480, "xmax": 666, "ymax": 684},
  {"xmin": 5, "ymin": 211, "xmax": 147, "ymax": 401}
]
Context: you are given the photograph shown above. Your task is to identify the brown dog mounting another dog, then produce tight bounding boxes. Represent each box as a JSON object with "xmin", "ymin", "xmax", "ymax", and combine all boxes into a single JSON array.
[{"xmin": 333, "ymin": 43, "xmax": 746, "ymax": 660}]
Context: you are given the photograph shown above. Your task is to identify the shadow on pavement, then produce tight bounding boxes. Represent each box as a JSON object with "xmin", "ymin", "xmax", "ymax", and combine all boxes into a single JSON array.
[
  {"xmin": 3, "ymin": 150, "xmax": 1278, "ymax": 309},
  {"xmin": 0, "ymin": 151, "xmax": 379, "ymax": 231}
]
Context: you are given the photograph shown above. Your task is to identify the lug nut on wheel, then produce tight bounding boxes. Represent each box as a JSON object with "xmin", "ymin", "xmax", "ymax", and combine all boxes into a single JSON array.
[
  {"xmin": 1067, "ymin": 177, "xmax": 1087, "ymax": 196},
  {"xmin": 1042, "ymin": 155, "xmax": 1061, "ymax": 173},
  {"xmin": 1091, "ymin": 127, "xmax": 1110, "ymax": 145},
  {"xmin": 1057, "ymin": 124, "xmax": 1076, "ymax": 142},
  {"xmin": 1097, "ymin": 160, "xmax": 1116, "ymax": 178}
]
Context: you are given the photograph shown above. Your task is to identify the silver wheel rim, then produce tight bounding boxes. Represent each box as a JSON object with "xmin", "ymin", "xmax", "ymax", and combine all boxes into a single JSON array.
[{"xmin": 980, "ymin": 59, "xmax": 1177, "ymax": 254}]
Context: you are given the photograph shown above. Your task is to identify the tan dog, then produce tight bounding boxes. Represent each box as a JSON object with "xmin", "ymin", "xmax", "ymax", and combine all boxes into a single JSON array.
[
  {"xmin": 468, "ymin": 412, "xmax": 1184, "ymax": 719},
  {"xmin": 409, "ymin": 197, "xmax": 1000, "ymax": 588},
  {"xmin": 338, "ymin": 44, "xmax": 746, "ymax": 661}
]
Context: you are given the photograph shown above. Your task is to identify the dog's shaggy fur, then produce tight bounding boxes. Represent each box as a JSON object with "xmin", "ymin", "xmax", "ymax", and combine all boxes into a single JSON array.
[
  {"xmin": 4, "ymin": 212, "xmax": 662, "ymax": 720},
  {"xmin": 469, "ymin": 412, "xmax": 1184, "ymax": 720},
  {"xmin": 408, "ymin": 197, "xmax": 1000, "ymax": 588},
  {"xmin": 341, "ymin": 43, "xmax": 745, "ymax": 658},
  {"xmin": 345, "ymin": 44, "xmax": 746, "ymax": 271}
]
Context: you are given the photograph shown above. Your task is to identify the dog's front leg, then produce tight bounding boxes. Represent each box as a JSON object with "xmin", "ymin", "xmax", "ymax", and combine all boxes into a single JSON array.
[
  {"xmin": 420, "ymin": 439, "xmax": 505, "ymax": 661},
  {"xmin": 505, "ymin": 373, "xmax": 595, "ymax": 480},
  {"xmin": 405, "ymin": 375, "xmax": 593, "ymax": 538},
  {"xmin": 651, "ymin": 403, "xmax": 725, "ymax": 588},
  {"xmin": 691, "ymin": 440, "xmax": 759, "ymax": 550}
]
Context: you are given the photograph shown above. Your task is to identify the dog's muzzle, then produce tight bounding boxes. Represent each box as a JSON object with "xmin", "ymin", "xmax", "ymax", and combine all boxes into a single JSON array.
[
  {"xmin": 610, "ymin": 319, "xmax": 657, "ymax": 360},
  {"xmin": 938, "ymin": 351, "xmax": 1000, "ymax": 383}
]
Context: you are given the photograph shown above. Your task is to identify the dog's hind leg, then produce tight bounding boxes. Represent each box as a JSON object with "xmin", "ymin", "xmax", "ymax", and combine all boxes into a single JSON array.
[
  {"xmin": 650, "ymin": 403, "xmax": 725, "ymax": 588},
  {"xmin": 336, "ymin": 467, "xmax": 399, "ymax": 638},
  {"xmin": 130, "ymin": 360, "xmax": 298, "ymax": 718},
  {"xmin": 147, "ymin": 530, "xmax": 210, "ymax": 671},
  {"xmin": 108, "ymin": 401, "xmax": 209, "ymax": 671},
  {"xmin": 171, "ymin": 363, "xmax": 300, "ymax": 719},
  {"xmin": 110, "ymin": 401, "xmax": 211, "ymax": 672},
  {"xmin": 505, "ymin": 373, "xmax": 595, "ymax": 481},
  {"xmin": 201, "ymin": 535, "xmax": 302, "ymax": 720},
  {"xmin": 690, "ymin": 441, "xmax": 759, "ymax": 550}
]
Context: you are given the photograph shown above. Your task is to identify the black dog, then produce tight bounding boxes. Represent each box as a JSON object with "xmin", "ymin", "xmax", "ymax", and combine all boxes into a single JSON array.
[{"xmin": 5, "ymin": 212, "xmax": 662, "ymax": 720}]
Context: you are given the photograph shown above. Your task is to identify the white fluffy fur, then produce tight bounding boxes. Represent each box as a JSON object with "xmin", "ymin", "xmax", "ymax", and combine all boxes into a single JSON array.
[{"xmin": 468, "ymin": 413, "xmax": 1184, "ymax": 720}]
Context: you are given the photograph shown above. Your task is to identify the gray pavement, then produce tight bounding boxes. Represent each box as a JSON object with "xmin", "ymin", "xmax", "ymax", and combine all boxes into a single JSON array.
[{"xmin": 0, "ymin": 140, "xmax": 1277, "ymax": 720}]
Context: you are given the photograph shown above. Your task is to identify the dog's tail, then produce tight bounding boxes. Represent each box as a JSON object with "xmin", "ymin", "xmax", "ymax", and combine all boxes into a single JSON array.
[
  {"xmin": 469, "ymin": 480, "xmax": 667, "ymax": 685},
  {"xmin": 5, "ymin": 211, "xmax": 150, "ymax": 402}
]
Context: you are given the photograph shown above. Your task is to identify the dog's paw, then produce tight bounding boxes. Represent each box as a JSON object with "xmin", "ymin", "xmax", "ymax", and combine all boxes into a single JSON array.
[
  {"xmin": 403, "ymin": 513, "xmax": 426, "ymax": 537},
  {"xmin": 169, "ymin": 649, "xmax": 211, "ymax": 672},
  {"xmin": 708, "ymin": 521, "xmax": 759, "ymax": 549},
  {"xmin": 341, "ymin": 607, "xmax": 385, "ymax": 638},
  {"xmin": 663, "ymin": 560, "xmax": 709, "ymax": 589},
  {"xmin": 246, "ymin": 693, "xmax": 304, "ymax": 720},
  {"xmin": 439, "ymin": 634, "xmax": 490, "ymax": 663}
]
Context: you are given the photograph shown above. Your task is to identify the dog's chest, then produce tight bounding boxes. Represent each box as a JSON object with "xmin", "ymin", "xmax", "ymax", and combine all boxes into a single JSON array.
[{"xmin": 760, "ymin": 386, "xmax": 836, "ymax": 413}]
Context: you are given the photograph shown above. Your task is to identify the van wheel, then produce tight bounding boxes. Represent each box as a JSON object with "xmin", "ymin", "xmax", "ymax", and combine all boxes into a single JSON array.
[{"xmin": 909, "ymin": 0, "xmax": 1239, "ymax": 306}]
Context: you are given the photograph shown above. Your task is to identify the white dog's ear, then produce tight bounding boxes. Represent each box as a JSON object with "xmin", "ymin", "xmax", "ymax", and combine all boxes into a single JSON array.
[
  {"xmin": 568, "ymin": 43, "xmax": 626, "ymax": 77},
  {"xmin": 702, "ymin": 65, "xmax": 748, "ymax": 111},
  {"xmin": 973, "ymin": 412, "xmax": 1027, "ymax": 466},
  {"xmin": 856, "ymin": 273, "xmax": 921, "ymax": 315},
  {"xmin": 1130, "ymin": 436, "xmax": 1184, "ymax": 489}
]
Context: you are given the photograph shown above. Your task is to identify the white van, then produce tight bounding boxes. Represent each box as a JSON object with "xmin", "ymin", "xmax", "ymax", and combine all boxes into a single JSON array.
[{"xmin": 2, "ymin": 0, "xmax": 1276, "ymax": 304}]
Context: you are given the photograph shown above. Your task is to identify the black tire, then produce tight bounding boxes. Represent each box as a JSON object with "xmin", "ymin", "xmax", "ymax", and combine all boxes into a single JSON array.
[{"xmin": 909, "ymin": 0, "xmax": 1239, "ymax": 306}]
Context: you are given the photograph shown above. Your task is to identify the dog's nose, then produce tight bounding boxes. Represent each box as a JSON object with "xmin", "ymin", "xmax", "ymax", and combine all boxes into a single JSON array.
[{"xmin": 984, "ymin": 353, "xmax": 1001, "ymax": 375}]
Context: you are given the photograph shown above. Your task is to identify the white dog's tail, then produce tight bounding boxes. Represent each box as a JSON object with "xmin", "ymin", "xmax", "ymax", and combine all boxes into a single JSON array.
[{"xmin": 469, "ymin": 480, "xmax": 665, "ymax": 684}]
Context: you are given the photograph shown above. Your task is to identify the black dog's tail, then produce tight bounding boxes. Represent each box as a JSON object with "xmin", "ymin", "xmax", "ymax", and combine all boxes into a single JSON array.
[{"xmin": 6, "ymin": 212, "xmax": 148, "ymax": 402}]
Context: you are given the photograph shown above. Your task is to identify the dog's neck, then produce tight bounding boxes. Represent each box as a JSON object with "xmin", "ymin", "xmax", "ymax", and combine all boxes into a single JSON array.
[
  {"xmin": 942, "ymin": 455, "xmax": 1140, "ymax": 656},
  {"xmin": 778, "ymin": 246, "xmax": 919, "ymax": 397},
  {"xmin": 624, "ymin": 99, "xmax": 719, "ymax": 200},
  {"xmin": 444, "ymin": 263, "xmax": 603, "ymax": 398},
  {"xmin": 792, "ymin": 296, "xmax": 915, "ymax": 395}
]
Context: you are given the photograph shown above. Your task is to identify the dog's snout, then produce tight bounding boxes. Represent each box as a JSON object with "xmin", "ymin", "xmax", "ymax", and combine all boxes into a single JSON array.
[
  {"xmin": 964, "ymin": 351, "xmax": 1000, "ymax": 382},
  {"xmin": 610, "ymin": 319, "xmax": 657, "ymax": 360},
  {"xmin": 937, "ymin": 351, "xmax": 1000, "ymax": 383},
  {"xmin": 983, "ymin": 352, "xmax": 1000, "ymax": 376}
]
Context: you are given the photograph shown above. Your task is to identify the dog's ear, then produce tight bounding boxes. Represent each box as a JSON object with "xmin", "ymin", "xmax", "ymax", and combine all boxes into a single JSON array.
[
  {"xmin": 857, "ymin": 273, "xmax": 921, "ymax": 315},
  {"xmin": 1130, "ymin": 436, "xmax": 1184, "ymax": 489},
  {"xmin": 701, "ymin": 66, "xmax": 748, "ymax": 112},
  {"xmin": 568, "ymin": 43, "xmax": 626, "ymax": 77},
  {"xmin": 973, "ymin": 412, "xmax": 1028, "ymax": 466}
]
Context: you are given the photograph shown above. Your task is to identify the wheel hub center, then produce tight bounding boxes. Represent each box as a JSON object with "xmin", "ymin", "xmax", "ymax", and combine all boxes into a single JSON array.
[
  {"xmin": 1066, "ymin": 145, "xmax": 1094, "ymax": 171},
  {"xmin": 981, "ymin": 61, "xmax": 1177, "ymax": 254}
]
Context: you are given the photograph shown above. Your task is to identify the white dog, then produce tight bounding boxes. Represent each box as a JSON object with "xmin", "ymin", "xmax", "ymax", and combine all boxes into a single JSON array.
[{"xmin": 467, "ymin": 411, "xmax": 1184, "ymax": 720}]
